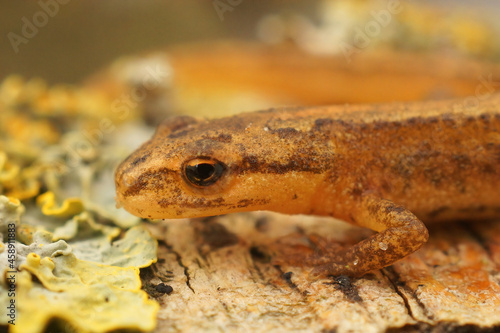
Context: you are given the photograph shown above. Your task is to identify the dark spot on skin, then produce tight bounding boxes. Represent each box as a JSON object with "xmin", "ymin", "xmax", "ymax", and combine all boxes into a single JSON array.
[
  {"xmin": 452, "ymin": 154, "xmax": 471, "ymax": 168},
  {"xmin": 292, "ymin": 194, "xmax": 298, "ymax": 200},
  {"xmin": 186, "ymin": 197, "xmax": 226, "ymax": 209},
  {"xmin": 480, "ymin": 113, "xmax": 490, "ymax": 123},
  {"xmin": 336, "ymin": 119, "xmax": 355, "ymax": 131},
  {"xmin": 406, "ymin": 117, "xmax": 418, "ymax": 125},
  {"xmin": 240, "ymin": 155, "xmax": 260, "ymax": 172},
  {"xmin": 122, "ymin": 167, "xmax": 174, "ymax": 197},
  {"xmin": 237, "ymin": 199, "xmax": 254, "ymax": 208},
  {"xmin": 390, "ymin": 121, "xmax": 402, "ymax": 128},
  {"xmin": 239, "ymin": 153, "xmax": 329, "ymax": 175},
  {"xmin": 202, "ymin": 133, "xmax": 233, "ymax": 143},
  {"xmin": 313, "ymin": 118, "xmax": 334, "ymax": 130},
  {"xmin": 271, "ymin": 127, "xmax": 301, "ymax": 139},
  {"xmin": 383, "ymin": 202, "xmax": 406, "ymax": 215},
  {"xmin": 427, "ymin": 116, "xmax": 439, "ymax": 124},
  {"xmin": 325, "ymin": 275, "xmax": 362, "ymax": 302},
  {"xmin": 423, "ymin": 167, "xmax": 444, "ymax": 186},
  {"xmin": 216, "ymin": 133, "xmax": 232, "ymax": 143},
  {"xmin": 168, "ymin": 129, "xmax": 190, "ymax": 138},
  {"xmin": 197, "ymin": 222, "xmax": 239, "ymax": 250},
  {"xmin": 392, "ymin": 155, "xmax": 416, "ymax": 179},
  {"xmin": 155, "ymin": 283, "xmax": 174, "ymax": 295},
  {"xmin": 267, "ymin": 162, "xmax": 286, "ymax": 174},
  {"xmin": 157, "ymin": 198, "xmax": 171, "ymax": 208},
  {"xmin": 130, "ymin": 153, "xmax": 151, "ymax": 167},
  {"xmin": 158, "ymin": 196, "xmax": 228, "ymax": 210},
  {"xmin": 465, "ymin": 116, "xmax": 476, "ymax": 123}
]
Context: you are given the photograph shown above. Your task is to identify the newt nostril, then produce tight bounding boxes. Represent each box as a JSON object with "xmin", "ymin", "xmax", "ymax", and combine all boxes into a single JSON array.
[
  {"xmin": 115, "ymin": 166, "xmax": 135, "ymax": 192},
  {"xmin": 121, "ymin": 173, "xmax": 139, "ymax": 189}
]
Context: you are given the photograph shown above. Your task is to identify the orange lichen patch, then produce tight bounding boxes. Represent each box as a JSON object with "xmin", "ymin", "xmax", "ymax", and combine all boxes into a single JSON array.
[
  {"xmin": 441, "ymin": 266, "xmax": 499, "ymax": 295},
  {"xmin": 0, "ymin": 76, "xmax": 138, "ymax": 128},
  {"xmin": 4, "ymin": 114, "xmax": 60, "ymax": 146},
  {"xmin": 391, "ymin": 222, "xmax": 500, "ymax": 326},
  {"xmin": 36, "ymin": 191, "xmax": 84, "ymax": 218},
  {"xmin": 34, "ymin": 85, "xmax": 78, "ymax": 116}
]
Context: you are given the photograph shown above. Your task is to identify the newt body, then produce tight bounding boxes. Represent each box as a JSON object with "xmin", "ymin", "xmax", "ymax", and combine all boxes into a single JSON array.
[{"xmin": 115, "ymin": 95, "xmax": 500, "ymax": 277}]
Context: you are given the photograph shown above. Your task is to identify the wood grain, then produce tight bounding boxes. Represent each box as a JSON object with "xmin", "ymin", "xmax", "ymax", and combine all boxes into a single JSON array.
[{"xmin": 141, "ymin": 213, "xmax": 500, "ymax": 333}]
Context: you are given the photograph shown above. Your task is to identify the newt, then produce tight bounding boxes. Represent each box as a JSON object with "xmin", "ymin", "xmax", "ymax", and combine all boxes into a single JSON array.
[{"xmin": 115, "ymin": 94, "xmax": 500, "ymax": 277}]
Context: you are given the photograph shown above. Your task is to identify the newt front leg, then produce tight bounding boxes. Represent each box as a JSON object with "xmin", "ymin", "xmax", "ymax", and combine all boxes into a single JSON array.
[{"xmin": 311, "ymin": 194, "xmax": 429, "ymax": 277}]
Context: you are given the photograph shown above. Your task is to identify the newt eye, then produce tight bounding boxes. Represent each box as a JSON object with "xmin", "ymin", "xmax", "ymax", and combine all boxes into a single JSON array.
[{"xmin": 183, "ymin": 158, "xmax": 226, "ymax": 187}]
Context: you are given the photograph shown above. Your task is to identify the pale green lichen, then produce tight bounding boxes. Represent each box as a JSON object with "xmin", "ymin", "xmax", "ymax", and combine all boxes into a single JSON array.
[
  {"xmin": 0, "ymin": 74, "xmax": 158, "ymax": 332},
  {"xmin": 0, "ymin": 196, "xmax": 159, "ymax": 333}
]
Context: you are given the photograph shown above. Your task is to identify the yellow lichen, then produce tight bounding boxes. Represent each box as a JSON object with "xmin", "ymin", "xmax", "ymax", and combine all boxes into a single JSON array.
[
  {"xmin": 6, "ymin": 251, "xmax": 159, "ymax": 333},
  {"xmin": 0, "ymin": 200, "xmax": 159, "ymax": 333},
  {"xmin": 36, "ymin": 191, "xmax": 84, "ymax": 218}
]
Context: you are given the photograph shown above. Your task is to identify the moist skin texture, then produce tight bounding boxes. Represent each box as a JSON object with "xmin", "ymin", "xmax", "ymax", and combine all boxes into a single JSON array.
[{"xmin": 115, "ymin": 94, "xmax": 500, "ymax": 277}]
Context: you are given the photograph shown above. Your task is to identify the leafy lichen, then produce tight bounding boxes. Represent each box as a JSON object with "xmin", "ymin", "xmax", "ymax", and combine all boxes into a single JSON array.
[
  {"xmin": 0, "ymin": 196, "xmax": 158, "ymax": 333},
  {"xmin": 0, "ymin": 75, "xmax": 159, "ymax": 333}
]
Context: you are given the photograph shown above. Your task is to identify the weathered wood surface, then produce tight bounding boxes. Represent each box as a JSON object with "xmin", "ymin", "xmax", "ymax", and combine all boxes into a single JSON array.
[{"xmin": 141, "ymin": 213, "xmax": 500, "ymax": 333}]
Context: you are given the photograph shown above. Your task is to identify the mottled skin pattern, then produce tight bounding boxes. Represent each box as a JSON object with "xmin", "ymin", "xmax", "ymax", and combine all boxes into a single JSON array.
[{"xmin": 115, "ymin": 94, "xmax": 500, "ymax": 277}]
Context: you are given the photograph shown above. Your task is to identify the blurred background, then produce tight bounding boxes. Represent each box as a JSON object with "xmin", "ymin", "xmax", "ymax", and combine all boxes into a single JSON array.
[
  {"xmin": 2, "ymin": 0, "xmax": 500, "ymax": 84},
  {"xmin": 2, "ymin": 3, "xmax": 500, "ymax": 332}
]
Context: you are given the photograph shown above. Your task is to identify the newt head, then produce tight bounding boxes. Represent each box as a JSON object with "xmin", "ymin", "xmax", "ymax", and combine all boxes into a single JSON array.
[{"xmin": 115, "ymin": 112, "xmax": 328, "ymax": 219}]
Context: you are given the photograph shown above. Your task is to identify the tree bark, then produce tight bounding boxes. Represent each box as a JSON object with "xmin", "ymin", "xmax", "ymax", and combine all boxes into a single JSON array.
[{"xmin": 141, "ymin": 212, "xmax": 500, "ymax": 333}]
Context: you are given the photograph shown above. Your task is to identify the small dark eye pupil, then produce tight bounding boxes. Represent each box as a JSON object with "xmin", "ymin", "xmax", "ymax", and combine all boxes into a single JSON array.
[
  {"xmin": 184, "ymin": 159, "xmax": 225, "ymax": 187},
  {"xmin": 193, "ymin": 163, "xmax": 215, "ymax": 180}
]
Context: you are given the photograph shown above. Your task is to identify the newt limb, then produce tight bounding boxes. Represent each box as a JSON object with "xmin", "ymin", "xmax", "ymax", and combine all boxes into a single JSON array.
[{"xmin": 311, "ymin": 194, "xmax": 429, "ymax": 277}]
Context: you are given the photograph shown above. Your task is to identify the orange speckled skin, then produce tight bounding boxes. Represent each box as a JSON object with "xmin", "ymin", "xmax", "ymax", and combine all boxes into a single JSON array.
[{"xmin": 115, "ymin": 93, "xmax": 500, "ymax": 277}]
